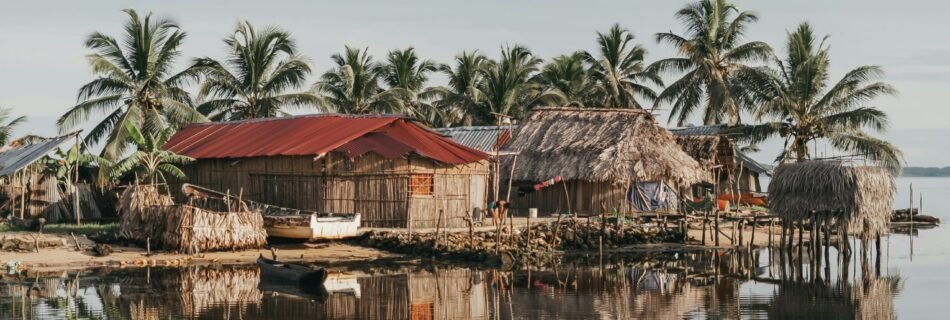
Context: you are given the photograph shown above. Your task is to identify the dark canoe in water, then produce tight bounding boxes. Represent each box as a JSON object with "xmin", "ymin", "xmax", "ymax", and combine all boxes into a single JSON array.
[{"xmin": 257, "ymin": 256, "xmax": 328, "ymax": 287}]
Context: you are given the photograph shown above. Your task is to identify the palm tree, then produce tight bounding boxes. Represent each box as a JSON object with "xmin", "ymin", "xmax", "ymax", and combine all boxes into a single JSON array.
[
  {"xmin": 479, "ymin": 45, "xmax": 565, "ymax": 121},
  {"xmin": 111, "ymin": 122, "xmax": 193, "ymax": 185},
  {"xmin": 737, "ymin": 23, "xmax": 902, "ymax": 171},
  {"xmin": 429, "ymin": 50, "xmax": 489, "ymax": 126},
  {"xmin": 379, "ymin": 47, "xmax": 442, "ymax": 124},
  {"xmin": 193, "ymin": 21, "xmax": 321, "ymax": 121},
  {"xmin": 57, "ymin": 9, "xmax": 205, "ymax": 160},
  {"xmin": 651, "ymin": 0, "xmax": 773, "ymax": 125},
  {"xmin": 0, "ymin": 108, "xmax": 25, "ymax": 146},
  {"xmin": 535, "ymin": 52, "xmax": 600, "ymax": 107},
  {"xmin": 313, "ymin": 46, "xmax": 407, "ymax": 114},
  {"xmin": 583, "ymin": 24, "xmax": 662, "ymax": 108}
]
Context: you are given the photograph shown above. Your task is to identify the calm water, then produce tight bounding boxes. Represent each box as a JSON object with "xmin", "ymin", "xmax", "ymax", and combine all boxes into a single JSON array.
[{"xmin": 0, "ymin": 177, "xmax": 947, "ymax": 319}]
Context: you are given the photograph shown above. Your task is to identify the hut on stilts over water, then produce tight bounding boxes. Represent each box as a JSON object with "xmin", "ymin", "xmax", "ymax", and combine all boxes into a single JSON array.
[
  {"xmin": 769, "ymin": 161, "xmax": 896, "ymax": 254},
  {"xmin": 163, "ymin": 114, "xmax": 490, "ymax": 229},
  {"xmin": 503, "ymin": 107, "xmax": 706, "ymax": 216}
]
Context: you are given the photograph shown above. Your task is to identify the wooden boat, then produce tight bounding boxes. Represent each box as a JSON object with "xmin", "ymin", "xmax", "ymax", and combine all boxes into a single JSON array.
[
  {"xmin": 257, "ymin": 255, "xmax": 328, "ymax": 287},
  {"xmin": 181, "ymin": 183, "xmax": 362, "ymax": 241},
  {"xmin": 263, "ymin": 213, "xmax": 361, "ymax": 240}
]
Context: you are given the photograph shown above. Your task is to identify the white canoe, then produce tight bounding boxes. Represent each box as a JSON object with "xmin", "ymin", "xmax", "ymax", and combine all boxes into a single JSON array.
[{"xmin": 264, "ymin": 213, "xmax": 361, "ymax": 240}]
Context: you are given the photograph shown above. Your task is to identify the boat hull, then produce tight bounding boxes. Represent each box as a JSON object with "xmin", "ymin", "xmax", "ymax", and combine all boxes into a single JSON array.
[{"xmin": 264, "ymin": 213, "xmax": 361, "ymax": 241}]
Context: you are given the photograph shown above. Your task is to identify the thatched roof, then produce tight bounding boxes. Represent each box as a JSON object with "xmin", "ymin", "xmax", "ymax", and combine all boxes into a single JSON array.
[
  {"xmin": 505, "ymin": 107, "xmax": 706, "ymax": 186},
  {"xmin": 769, "ymin": 161, "xmax": 895, "ymax": 239},
  {"xmin": 673, "ymin": 135, "xmax": 736, "ymax": 170}
]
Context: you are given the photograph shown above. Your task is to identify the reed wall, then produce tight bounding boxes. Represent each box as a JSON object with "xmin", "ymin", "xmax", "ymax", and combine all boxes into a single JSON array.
[{"xmin": 181, "ymin": 153, "xmax": 488, "ymax": 229}]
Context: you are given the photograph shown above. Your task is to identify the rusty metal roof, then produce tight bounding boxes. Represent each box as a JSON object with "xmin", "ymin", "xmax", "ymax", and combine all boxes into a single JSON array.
[{"xmin": 163, "ymin": 114, "xmax": 488, "ymax": 165}]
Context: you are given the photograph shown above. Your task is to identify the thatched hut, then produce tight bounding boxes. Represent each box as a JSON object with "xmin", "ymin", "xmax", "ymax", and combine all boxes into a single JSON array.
[
  {"xmin": 769, "ymin": 161, "xmax": 896, "ymax": 240},
  {"xmin": 503, "ymin": 107, "xmax": 706, "ymax": 215},
  {"xmin": 164, "ymin": 114, "xmax": 490, "ymax": 229},
  {"xmin": 670, "ymin": 125, "xmax": 771, "ymax": 193}
]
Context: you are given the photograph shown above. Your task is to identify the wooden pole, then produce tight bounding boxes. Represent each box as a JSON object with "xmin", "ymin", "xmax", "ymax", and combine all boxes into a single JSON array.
[
  {"xmin": 909, "ymin": 183, "xmax": 914, "ymax": 261},
  {"xmin": 701, "ymin": 208, "xmax": 708, "ymax": 246},
  {"xmin": 562, "ymin": 180, "xmax": 573, "ymax": 218},
  {"xmin": 787, "ymin": 222, "xmax": 795, "ymax": 251},
  {"xmin": 435, "ymin": 209, "xmax": 444, "ymax": 251},
  {"xmin": 74, "ymin": 134, "xmax": 82, "ymax": 225},
  {"xmin": 20, "ymin": 171, "xmax": 27, "ymax": 219},
  {"xmin": 750, "ymin": 213, "xmax": 757, "ymax": 248}
]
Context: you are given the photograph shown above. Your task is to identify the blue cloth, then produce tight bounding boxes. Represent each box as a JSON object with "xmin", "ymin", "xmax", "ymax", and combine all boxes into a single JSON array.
[{"xmin": 629, "ymin": 181, "xmax": 676, "ymax": 211}]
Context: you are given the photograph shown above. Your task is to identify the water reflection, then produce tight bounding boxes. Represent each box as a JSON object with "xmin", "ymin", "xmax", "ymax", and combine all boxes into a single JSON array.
[{"xmin": 0, "ymin": 248, "xmax": 902, "ymax": 319}]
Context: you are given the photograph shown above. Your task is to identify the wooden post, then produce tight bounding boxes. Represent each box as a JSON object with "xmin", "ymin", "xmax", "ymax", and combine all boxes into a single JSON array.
[
  {"xmin": 526, "ymin": 209, "xmax": 532, "ymax": 251},
  {"xmin": 552, "ymin": 210, "xmax": 562, "ymax": 247},
  {"xmin": 910, "ymin": 183, "xmax": 914, "ymax": 260},
  {"xmin": 737, "ymin": 220, "xmax": 743, "ymax": 247},
  {"xmin": 768, "ymin": 218, "xmax": 774, "ymax": 248},
  {"xmin": 146, "ymin": 237, "xmax": 151, "ymax": 257},
  {"xmin": 464, "ymin": 216, "xmax": 474, "ymax": 250},
  {"xmin": 73, "ymin": 134, "xmax": 81, "ymax": 225},
  {"xmin": 750, "ymin": 213, "xmax": 757, "ymax": 248},
  {"xmin": 20, "ymin": 171, "xmax": 27, "ymax": 219},
  {"xmin": 701, "ymin": 209, "xmax": 708, "ymax": 246},
  {"xmin": 787, "ymin": 222, "xmax": 795, "ymax": 251},
  {"xmin": 562, "ymin": 180, "xmax": 573, "ymax": 218},
  {"xmin": 435, "ymin": 209, "xmax": 444, "ymax": 250},
  {"xmin": 814, "ymin": 221, "xmax": 822, "ymax": 265}
]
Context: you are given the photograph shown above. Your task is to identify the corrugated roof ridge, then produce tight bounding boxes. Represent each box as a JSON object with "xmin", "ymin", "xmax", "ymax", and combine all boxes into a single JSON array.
[{"xmin": 182, "ymin": 113, "xmax": 411, "ymax": 127}]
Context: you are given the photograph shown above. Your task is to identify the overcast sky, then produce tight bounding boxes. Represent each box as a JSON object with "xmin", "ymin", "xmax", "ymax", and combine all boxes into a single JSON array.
[{"xmin": 0, "ymin": 0, "xmax": 947, "ymax": 166}]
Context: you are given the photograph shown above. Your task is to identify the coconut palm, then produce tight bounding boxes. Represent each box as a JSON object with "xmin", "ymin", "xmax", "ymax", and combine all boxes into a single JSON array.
[
  {"xmin": 57, "ymin": 9, "xmax": 205, "ymax": 160},
  {"xmin": 737, "ymin": 23, "xmax": 902, "ymax": 171},
  {"xmin": 0, "ymin": 108, "xmax": 25, "ymax": 146},
  {"xmin": 429, "ymin": 50, "xmax": 489, "ymax": 126},
  {"xmin": 379, "ymin": 47, "xmax": 442, "ymax": 124},
  {"xmin": 111, "ymin": 122, "xmax": 193, "ymax": 184},
  {"xmin": 651, "ymin": 0, "xmax": 773, "ymax": 125},
  {"xmin": 583, "ymin": 24, "xmax": 662, "ymax": 108},
  {"xmin": 193, "ymin": 21, "xmax": 321, "ymax": 121},
  {"xmin": 479, "ymin": 45, "xmax": 565, "ymax": 121},
  {"xmin": 535, "ymin": 52, "xmax": 600, "ymax": 107},
  {"xmin": 313, "ymin": 46, "xmax": 407, "ymax": 114}
]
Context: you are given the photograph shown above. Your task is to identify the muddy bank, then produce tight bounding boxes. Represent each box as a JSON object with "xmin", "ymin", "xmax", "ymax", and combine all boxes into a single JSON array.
[{"xmin": 359, "ymin": 218, "xmax": 684, "ymax": 267}]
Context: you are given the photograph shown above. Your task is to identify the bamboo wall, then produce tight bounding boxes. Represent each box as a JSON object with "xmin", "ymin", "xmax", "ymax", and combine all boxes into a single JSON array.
[
  {"xmin": 506, "ymin": 180, "xmax": 635, "ymax": 216},
  {"xmin": 181, "ymin": 153, "xmax": 488, "ymax": 229}
]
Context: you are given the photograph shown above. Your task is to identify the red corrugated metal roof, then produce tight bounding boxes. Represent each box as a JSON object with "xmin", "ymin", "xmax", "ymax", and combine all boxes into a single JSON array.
[{"xmin": 163, "ymin": 114, "xmax": 488, "ymax": 164}]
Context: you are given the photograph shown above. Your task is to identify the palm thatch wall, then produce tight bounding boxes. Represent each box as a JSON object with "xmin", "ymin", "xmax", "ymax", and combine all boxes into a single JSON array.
[
  {"xmin": 506, "ymin": 108, "xmax": 706, "ymax": 187},
  {"xmin": 769, "ymin": 161, "xmax": 895, "ymax": 239},
  {"xmin": 118, "ymin": 185, "xmax": 267, "ymax": 253}
]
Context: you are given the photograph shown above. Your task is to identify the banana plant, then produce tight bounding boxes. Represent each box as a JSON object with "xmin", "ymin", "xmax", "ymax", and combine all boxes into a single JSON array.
[{"xmin": 110, "ymin": 122, "xmax": 193, "ymax": 185}]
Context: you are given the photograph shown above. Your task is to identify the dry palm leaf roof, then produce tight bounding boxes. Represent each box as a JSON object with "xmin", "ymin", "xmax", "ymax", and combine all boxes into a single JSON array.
[{"xmin": 505, "ymin": 107, "xmax": 706, "ymax": 186}]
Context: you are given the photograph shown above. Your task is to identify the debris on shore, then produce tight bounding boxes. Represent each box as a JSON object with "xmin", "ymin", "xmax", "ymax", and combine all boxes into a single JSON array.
[{"xmin": 359, "ymin": 218, "xmax": 683, "ymax": 267}]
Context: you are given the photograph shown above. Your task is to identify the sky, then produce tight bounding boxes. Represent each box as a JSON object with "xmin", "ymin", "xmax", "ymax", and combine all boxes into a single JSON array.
[{"xmin": 0, "ymin": 0, "xmax": 947, "ymax": 166}]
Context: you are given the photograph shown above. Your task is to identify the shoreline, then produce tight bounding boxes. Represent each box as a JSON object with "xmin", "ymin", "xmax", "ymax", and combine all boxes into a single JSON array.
[{"xmin": 2, "ymin": 219, "xmax": 935, "ymax": 274}]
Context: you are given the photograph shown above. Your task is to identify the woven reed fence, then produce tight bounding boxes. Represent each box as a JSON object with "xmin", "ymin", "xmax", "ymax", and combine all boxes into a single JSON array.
[{"xmin": 117, "ymin": 185, "xmax": 267, "ymax": 253}]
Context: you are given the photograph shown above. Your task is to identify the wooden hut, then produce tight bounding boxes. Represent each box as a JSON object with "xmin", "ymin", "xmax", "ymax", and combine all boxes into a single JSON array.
[
  {"xmin": 503, "ymin": 107, "xmax": 706, "ymax": 216},
  {"xmin": 0, "ymin": 132, "xmax": 107, "ymax": 222},
  {"xmin": 670, "ymin": 125, "xmax": 771, "ymax": 193},
  {"xmin": 769, "ymin": 161, "xmax": 896, "ymax": 240},
  {"xmin": 164, "ymin": 114, "xmax": 490, "ymax": 229}
]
